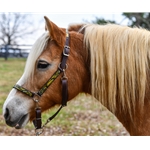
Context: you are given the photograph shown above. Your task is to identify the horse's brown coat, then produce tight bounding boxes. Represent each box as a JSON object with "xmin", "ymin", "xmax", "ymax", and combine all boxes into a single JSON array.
[{"xmin": 4, "ymin": 16, "xmax": 150, "ymax": 135}]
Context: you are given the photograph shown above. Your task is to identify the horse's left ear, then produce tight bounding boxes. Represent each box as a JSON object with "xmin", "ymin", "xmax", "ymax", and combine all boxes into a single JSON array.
[{"xmin": 44, "ymin": 16, "xmax": 64, "ymax": 45}]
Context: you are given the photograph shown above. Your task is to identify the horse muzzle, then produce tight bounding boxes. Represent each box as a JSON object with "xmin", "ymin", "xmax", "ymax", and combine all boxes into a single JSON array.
[
  {"xmin": 4, "ymin": 107, "xmax": 29, "ymax": 129},
  {"xmin": 3, "ymin": 94, "xmax": 32, "ymax": 129}
]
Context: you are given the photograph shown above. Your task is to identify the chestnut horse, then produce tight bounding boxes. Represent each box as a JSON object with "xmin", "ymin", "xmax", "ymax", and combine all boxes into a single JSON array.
[{"xmin": 3, "ymin": 16, "xmax": 150, "ymax": 135}]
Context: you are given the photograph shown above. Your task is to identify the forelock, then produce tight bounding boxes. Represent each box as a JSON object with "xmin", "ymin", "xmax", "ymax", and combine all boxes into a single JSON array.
[{"xmin": 23, "ymin": 32, "xmax": 50, "ymax": 80}]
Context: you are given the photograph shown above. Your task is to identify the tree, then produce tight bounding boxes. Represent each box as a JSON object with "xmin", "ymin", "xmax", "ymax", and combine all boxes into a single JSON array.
[
  {"xmin": 0, "ymin": 13, "xmax": 37, "ymax": 45},
  {"xmin": 92, "ymin": 17, "xmax": 116, "ymax": 25},
  {"xmin": 122, "ymin": 13, "xmax": 150, "ymax": 29}
]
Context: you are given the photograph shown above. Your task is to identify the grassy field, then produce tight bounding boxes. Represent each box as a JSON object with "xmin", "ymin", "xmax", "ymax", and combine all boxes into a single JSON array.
[{"xmin": 0, "ymin": 58, "xmax": 129, "ymax": 136}]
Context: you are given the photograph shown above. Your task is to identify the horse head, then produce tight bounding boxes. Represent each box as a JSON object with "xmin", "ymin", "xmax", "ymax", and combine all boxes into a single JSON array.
[{"xmin": 3, "ymin": 16, "xmax": 90, "ymax": 130}]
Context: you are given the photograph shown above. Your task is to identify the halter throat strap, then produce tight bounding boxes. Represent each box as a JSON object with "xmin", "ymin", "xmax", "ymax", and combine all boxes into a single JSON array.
[{"xmin": 13, "ymin": 30, "xmax": 70, "ymax": 135}]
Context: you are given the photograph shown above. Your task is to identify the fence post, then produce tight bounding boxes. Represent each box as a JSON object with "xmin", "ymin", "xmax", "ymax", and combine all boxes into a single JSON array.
[{"xmin": 4, "ymin": 45, "xmax": 8, "ymax": 60}]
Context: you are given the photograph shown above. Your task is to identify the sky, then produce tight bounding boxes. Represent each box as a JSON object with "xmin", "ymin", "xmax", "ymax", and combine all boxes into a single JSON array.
[
  {"xmin": 34, "ymin": 13, "xmax": 127, "ymax": 28},
  {"xmin": 6, "ymin": 13, "xmax": 127, "ymax": 45},
  {"xmin": 24, "ymin": 13, "xmax": 127, "ymax": 44},
  {"xmin": 0, "ymin": 0, "xmax": 148, "ymax": 45}
]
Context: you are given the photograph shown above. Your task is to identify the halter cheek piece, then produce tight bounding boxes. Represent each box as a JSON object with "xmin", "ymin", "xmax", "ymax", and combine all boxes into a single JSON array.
[{"xmin": 13, "ymin": 30, "xmax": 70, "ymax": 135}]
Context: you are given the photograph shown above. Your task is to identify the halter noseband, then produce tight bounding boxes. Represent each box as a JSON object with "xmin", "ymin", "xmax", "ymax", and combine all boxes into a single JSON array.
[{"xmin": 13, "ymin": 30, "xmax": 70, "ymax": 135}]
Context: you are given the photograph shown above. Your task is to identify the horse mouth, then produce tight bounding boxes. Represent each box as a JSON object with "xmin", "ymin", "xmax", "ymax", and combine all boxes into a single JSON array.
[{"xmin": 15, "ymin": 114, "xmax": 29, "ymax": 129}]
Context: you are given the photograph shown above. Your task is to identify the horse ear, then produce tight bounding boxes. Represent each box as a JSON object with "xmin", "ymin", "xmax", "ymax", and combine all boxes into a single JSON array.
[{"xmin": 44, "ymin": 16, "xmax": 64, "ymax": 44}]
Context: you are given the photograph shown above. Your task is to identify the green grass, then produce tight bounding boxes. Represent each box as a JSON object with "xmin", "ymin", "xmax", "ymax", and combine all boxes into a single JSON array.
[
  {"xmin": 0, "ymin": 58, "xmax": 128, "ymax": 136},
  {"xmin": 0, "ymin": 58, "xmax": 26, "ymax": 113}
]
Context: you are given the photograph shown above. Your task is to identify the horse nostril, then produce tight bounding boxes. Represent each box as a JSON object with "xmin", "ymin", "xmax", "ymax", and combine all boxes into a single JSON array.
[{"xmin": 4, "ymin": 108, "xmax": 10, "ymax": 120}]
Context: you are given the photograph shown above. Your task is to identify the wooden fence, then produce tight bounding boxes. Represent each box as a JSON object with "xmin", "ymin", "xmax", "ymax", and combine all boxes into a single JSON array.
[{"xmin": 0, "ymin": 45, "xmax": 32, "ymax": 60}]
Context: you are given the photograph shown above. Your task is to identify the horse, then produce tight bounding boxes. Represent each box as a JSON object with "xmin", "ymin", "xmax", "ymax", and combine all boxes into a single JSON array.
[{"xmin": 3, "ymin": 16, "xmax": 150, "ymax": 135}]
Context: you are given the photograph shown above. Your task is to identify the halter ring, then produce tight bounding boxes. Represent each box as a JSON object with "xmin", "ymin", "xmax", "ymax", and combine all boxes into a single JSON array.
[
  {"xmin": 32, "ymin": 92, "xmax": 41, "ymax": 103},
  {"xmin": 58, "ymin": 63, "xmax": 68, "ymax": 71}
]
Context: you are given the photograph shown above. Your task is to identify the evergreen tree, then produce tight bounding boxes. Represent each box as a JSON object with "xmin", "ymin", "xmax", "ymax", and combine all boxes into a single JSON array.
[{"xmin": 122, "ymin": 13, "xmax": 150, "ymax": 29}]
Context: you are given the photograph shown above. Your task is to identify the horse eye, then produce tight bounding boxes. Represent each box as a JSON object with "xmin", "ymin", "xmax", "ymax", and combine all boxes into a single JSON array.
[{"xmin": 37, "ymin": 60, "xmax": 50, "ymax": 70}]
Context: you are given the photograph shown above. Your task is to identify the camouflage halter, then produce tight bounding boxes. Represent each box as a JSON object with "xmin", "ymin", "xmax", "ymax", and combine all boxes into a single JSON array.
[
  {"xmin": 13, "ymin": 69, "xmax": 61, "ymax": 98},
  {"xmin": 13, "ymin": 30, "xmax": 70, "ymax": 135}
]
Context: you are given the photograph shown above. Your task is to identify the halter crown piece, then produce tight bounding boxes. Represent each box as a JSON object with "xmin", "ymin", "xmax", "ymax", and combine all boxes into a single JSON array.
[{"xmin": 13, "ymin": 30, "xmax": 70, "ymax": 136}]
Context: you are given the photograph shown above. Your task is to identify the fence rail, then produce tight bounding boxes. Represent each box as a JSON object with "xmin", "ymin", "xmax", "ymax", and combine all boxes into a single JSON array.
[{"xmin": 0, "ymin": 44, "xmax": 32, "ymax": 60}]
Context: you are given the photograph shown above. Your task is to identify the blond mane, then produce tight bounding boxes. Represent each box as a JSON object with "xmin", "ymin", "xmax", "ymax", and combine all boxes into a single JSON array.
[{"xmin": 84, "ymin": 24, "xmax": 150, "ymax": 114}]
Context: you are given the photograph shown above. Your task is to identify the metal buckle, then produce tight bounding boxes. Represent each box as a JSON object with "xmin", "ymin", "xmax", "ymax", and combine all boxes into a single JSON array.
[
  {"xmin": 61, "ymin": 70, "xmax": 68, "ymax": 80},
  {"xmin": 35, "ymin": 128, "xmax": 44, "ymax": 136},
  {"xmin": 63, "ymin": 45, "xmax": 70, "ymax": 57}
]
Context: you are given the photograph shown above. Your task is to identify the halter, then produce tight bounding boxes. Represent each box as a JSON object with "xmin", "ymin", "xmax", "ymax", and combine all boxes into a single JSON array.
[{"xmin": 13, "ymin": 30, "xmax": 70, "ymax": 135}]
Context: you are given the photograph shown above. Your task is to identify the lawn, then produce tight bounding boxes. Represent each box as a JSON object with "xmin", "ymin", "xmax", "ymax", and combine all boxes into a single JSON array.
[{"xmin": 0, "ymin": 58, "xmax": 129, "ymax": 136}]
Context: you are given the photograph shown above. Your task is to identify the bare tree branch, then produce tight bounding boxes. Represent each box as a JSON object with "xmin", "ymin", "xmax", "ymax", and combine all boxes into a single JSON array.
[{"xmin": 0, "ymin": 13, "xmax": 40, "ymax": 45}]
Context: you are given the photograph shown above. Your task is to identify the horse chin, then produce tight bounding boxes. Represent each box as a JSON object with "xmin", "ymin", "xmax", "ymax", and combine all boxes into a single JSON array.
[{"xmin": 14, "ymin": 114, "xmax": 29, "ymax": 129}]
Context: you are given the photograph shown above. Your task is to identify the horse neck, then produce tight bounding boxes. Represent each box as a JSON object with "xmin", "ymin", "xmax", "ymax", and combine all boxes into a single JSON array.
[
  {"xmin": 69, "ymin": 29, "xmax": 150, "ymax": 135},
  {"xmin": 115, "ymin": 83, "xmax": 150, "ymax": 135},
  {"xmin": 67, "ymin": 32, "xmax": 91, "ymax": 100}
]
